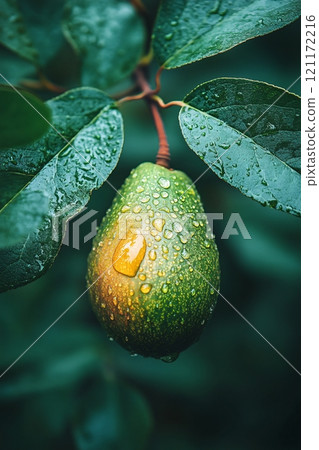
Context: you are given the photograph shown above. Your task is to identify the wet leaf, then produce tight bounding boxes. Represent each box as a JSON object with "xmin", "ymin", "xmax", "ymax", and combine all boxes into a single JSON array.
[
  {"xmin": 16, "ymin": 0, "xmax": 66, "ymax": 67},
  {"xmin": 153, "ymin": 0, "xmax": 300, "ymax": 69},
  {"xmin": 0, "ymin": 87, "xmax": 124, "ymax": 292},
  {"xmin": 63, "ymin": 0, "xmax": 146, "ymax": 89},
  {"xmin": 0, "ymin": 0, "xmax": 38, "ymax": 63},
  {"xmin": 179, "ymin": 78, "xmax": 301, "ymax": 216},
  {"xmin": 0, "ymin": 85, "xmax": 51, "ymax": 148}
]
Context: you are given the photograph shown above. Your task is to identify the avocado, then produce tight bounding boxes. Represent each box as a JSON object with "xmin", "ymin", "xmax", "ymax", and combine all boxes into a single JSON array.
[{"xmin": 87, "ymin": 162, "xmax": 220, "ymax": 362}]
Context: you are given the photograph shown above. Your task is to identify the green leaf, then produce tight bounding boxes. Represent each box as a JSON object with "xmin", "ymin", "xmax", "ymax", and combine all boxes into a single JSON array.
[
  {"xmin": 16, "ymin": 0, "xmax": 66, "ymax": 67},
  {"xmin": 179, "ymin": 78, "xmax": 301, "ymax": 216},
  {"xmin": 0, "ymin": 87, "xmax": 124, "ymax": 292},
  {"xmin": 0, "ymin": 85, "xmax": 51, "ymax": 148},
  {"xmin": 0, "ymin": 46, "xmax": 36, "ymax": 86},
  {"xmin": 0, "ymin": 327, "xmax": 105, "ymax": 399},
  {"xmin": 153, "ymin": 0, "xmax": 300, "ymax": 69},
  {"xmin": 73, "ymin": 376, "xmax": 152, "ymax": 450},
  {"xmin": 0, "ymin": 0, "xmax": 38, "ymax": 63},
  {"xmin": 63, "ymin": 0, "xmax": 146, "ymax": 90}
]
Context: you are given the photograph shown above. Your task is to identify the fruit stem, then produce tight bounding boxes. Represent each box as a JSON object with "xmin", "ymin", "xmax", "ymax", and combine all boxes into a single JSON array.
[
  {"xmin": 150, "ymin": 101, "xmax": 171, "ymax": 168},
  {"xmin": 135, "ymin": 69, "xmax": 170, "ymax": 169}
]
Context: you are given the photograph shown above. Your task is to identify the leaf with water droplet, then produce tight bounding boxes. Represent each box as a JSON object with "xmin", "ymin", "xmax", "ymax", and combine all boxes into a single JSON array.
[
  {"xmin": 0, "ymin": 88, "xmax": 124, "ymax": 292},
  {"xmin": 152, "ymin": 0, "xmax": 300, "ymax": 68},
  {"xmin": 0, "ymin": 0, "xmax": 38, "ymax": 63},
  {"xmin": 179, "ymin": 78, "xmax": 300, "ymax": 217},
  {"xmin": 63, "ymin": 0, "xmax": 146, "ymax": 89}
]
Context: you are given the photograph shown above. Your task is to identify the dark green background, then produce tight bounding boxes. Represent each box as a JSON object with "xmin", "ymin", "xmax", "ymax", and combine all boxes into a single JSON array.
[{"xmin": 0, "ymin": 9, "xmax": 300, "ymax": 450}]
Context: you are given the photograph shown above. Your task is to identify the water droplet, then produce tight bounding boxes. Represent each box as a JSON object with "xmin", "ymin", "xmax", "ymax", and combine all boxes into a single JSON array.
[
  {"xmin": 153, "ymin": 218, "xmax": 165, "ymax": 232},
  {"xmin": 162, "ymin": 283, "xmax": 169, "ymax": 294},
  {"xmin": 161, "ymin": 353, "xmax": 179, "ymax": 363},
  {"xmin": 140, "ymin": 283, "xmax": 152, "ymax": 294},
  {"xmin": 149, "ymin": 249, "xmax": 157, "ymax": 260},
  {"xmin": 141, "ymin": 195, "xmax": 150, "ymax": 203},
  {"xmin": 136, "ymin": 185, "xmax": 144, "ymax": 193},
  {"xmin": 158, "ymin": 177, "xmax": 171, "ymax": 189},
  {"xmin": 173, "ymin": 222, "xmax": 183, "ymax": 233},
  {"xmin": 110, "ymin": 313, "xmax": 114, "ymax": 321},
  {"xmin": 161, "ymin": 191, "xmax": 168, "ymax": 198},
  {"xmin": 164, "ymin": 32, "xmax": 173, "ymax": 41},
  {"xmin": 164, "ymin": 229, "xmax": 173, "ymax": 239},
  {"xmin": 121, "ymin": 205, "xmax": 130, "ymax": 213},
  {"xmin": 162, "ymin": 245, "xmax": 169, "ymax": 254},
  {"xmin": 113, "ymin": 231, "xmax": 146, "ymax": 277},
  {"xmin": 181, "ymin": 249, "xmax": 190, "ymax": 259},
  {"xmin": 138, "ymin": 273, "xmax": 146, "ymax": 281},
  {"xmin": 204, "ymin": 240, "xmax": 211, "ymax": 248},
  {"xmin": 266, "ymin": 122, "xmax": 276, "ymax": 131},
  {"xmin": 179, "ymin": 235, "xmax": 188, "ymax": 244},
  {"xmin": 133, "ymin": 205, "xmax": 142, "ymax": 213}
]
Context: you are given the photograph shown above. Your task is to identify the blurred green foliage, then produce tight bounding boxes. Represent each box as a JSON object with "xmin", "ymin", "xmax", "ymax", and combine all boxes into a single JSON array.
[
  {"xmin": 0, "ymin": 1, "xmax": 300, "ymax": 448},
  {"xmin": 0, "ymin": 85, "xmax": 51, "ymax": 148}
]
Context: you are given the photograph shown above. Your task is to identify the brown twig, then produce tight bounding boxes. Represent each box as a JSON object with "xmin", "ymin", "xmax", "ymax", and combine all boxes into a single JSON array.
[
  {"xmin": 150, "ymin": 100, "xmax": 170, "ymax": 169},
  {"xmin": 151, "ymin": 95, "xmax": 186, "ymax": 109},
  {"xmin": 135, "ymin": 68, "xmax": 170, "ymax": 169},
  {"xmin": 38, "ymin": 72, "xmax": 66, "ymax": 93},
  {"xmin": 117, "ymin": 66, "xmax": 163, "ymax": 105},
  {"xmin": 21, "ymin": 72, "xmax": 66, "ymax": 94},
  {"xmin": 111, "ymin": 83, "xmax": 139, "ymax": 100},
  {"xmin": 130, "ymin": 0, "xmax": 147, "ymax": 15}
]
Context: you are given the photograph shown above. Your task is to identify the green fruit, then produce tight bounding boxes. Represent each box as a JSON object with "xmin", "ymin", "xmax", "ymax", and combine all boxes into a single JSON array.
[{"xmin": 87, "ymin": 162, "xmax": 220, "ymax": 362}]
